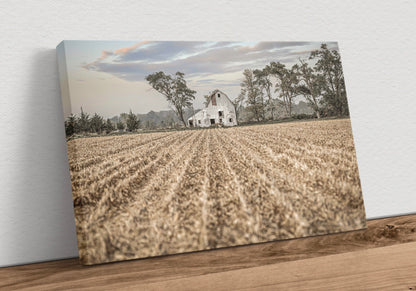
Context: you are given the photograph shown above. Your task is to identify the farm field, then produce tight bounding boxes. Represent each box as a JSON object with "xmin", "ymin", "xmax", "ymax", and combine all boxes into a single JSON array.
[{"xmin": 67, "ymin": 118, "xmax": 366, "ymax": 265}]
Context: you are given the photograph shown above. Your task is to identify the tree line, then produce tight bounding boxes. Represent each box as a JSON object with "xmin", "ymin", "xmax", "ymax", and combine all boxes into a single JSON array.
[
  {"xmin": 236, "ymin": 44, "xmax": 349, "ymax": 122},
  {"xmin": 64, "ymin": 108, "xmax": 140, "ymax": 137}
]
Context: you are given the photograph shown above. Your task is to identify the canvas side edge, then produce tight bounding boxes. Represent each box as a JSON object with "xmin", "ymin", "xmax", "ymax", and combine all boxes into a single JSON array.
[{"xmin": 56, "ymin": 41, "xmax": 89, "ymax": 264}]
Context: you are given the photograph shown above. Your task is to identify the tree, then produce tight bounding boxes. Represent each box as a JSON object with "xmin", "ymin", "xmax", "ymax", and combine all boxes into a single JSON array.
[
  {"xmin": 144, "ymin": 120, "xmax": 156, "ymax": 130},
  {"xmin": 240, "ymin": 69, "xmax": 265, "ymax": 122},
  {"xmin": 117, "ymin": 120, "xmax": 125, "ymax": 131},
  {"xmin": 78, "ymin": 107, "xmax": 90, "ymax": 133},
  {"xmin": 64, "ymin": 114, "xmax": 78, "ymax": 137},
  {"xmin": 269, "ymin": 62, "xmax": 300, "ymax": 117},
  {"xmin": 203, "ymin": 94, "xmax": 211, "ymax": 107},
  {"xmin": 309, "ymin": 44, "xmax": 349, "ymax": 116},
  {"xmin": 126, "ymin": 110, "xmax": 140, "ymax": 132},
  {"xmin": 232, "ymin": 92, "xmax": 245, "ymax": 122},
  {"xmin": 119, "ymin": 113, "xmax": 129, "ymax": 124},
  {"xmin": 254, "ymin": 67, "xmax": 275, "ymax": 120},
  {"xmin": 105, "ymin": 119, "xmax": 115, "ymax": 134},
  {"xmin": 165, "ymin": 115, "xmax": 177, "ymax": 128},
  {"xmin": 90, "ymin": 113, "xmax": 105, "ymax": 133},
  {"xmin": 145, "ymin": 71, "xmax": 196, "ymax": 127},
  {"xmin": 295, "ymin": 60, "xmax": 324, "ymax": 118}
]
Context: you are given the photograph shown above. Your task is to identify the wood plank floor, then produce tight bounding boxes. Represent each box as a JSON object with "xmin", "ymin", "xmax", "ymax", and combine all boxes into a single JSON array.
[
  {"xmin": 1, "ymin": 214, "xmax": 416, "ymax": 290},
  {"xmin": 136, "ymin": 243, "xmax": 416, "ymax": 291}
]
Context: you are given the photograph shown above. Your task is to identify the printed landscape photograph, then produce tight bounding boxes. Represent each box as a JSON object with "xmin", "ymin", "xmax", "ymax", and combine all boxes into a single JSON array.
[{"xmin": 57, "ymin": 41, "xmax": 367, "ymax": 265}]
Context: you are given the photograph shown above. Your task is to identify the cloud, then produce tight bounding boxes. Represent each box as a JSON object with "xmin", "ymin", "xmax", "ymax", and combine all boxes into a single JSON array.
[
  {"xmin": 99, "ymin": 50, "xmax": 113, "ymax": 60},
  {"xmin": 114, "ymin": 41, "xmax": 151, "ymax": 55},
  {"xmin": 115, "ymin": 41, "xmax": 210, "ymax": 62},
  {"xmin": 193, "ymin": 77, "xmax": 241, "ymax": 87},
  {"xmin": 82, "ymin": 41, "xmax": 338, "ymax": 82}
]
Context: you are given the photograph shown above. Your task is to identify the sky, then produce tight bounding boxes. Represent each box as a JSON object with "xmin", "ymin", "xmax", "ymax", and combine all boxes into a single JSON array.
[{"xmin": 58, "ymin": 41, "xmax": 339, "ymax": 118}]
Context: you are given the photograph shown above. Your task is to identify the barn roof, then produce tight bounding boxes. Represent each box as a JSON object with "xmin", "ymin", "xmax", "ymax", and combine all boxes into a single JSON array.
[
  {"xmin": 187, "ymin": 109, "xmax": 204, "ymax": 121},
  {"xmin": 207, "ymin": 89, "xmax": 233, "ymax": 106}
]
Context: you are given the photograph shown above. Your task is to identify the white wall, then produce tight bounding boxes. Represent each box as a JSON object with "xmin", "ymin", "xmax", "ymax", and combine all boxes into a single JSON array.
[{"xmin": 1, "ymin": 0, "xmax": 415, "ymax": 267}]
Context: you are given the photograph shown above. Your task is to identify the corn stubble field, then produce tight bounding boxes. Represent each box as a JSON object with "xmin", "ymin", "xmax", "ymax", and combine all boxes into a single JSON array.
[{"xmin": 68, "ymin": 119, "xmax": 366, "ymax": 265}]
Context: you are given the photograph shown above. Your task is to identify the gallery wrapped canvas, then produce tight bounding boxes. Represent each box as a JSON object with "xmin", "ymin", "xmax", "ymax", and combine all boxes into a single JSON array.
[{"xmin": 57, "ymin": 41, "xmax": 366, "ymax": 265}]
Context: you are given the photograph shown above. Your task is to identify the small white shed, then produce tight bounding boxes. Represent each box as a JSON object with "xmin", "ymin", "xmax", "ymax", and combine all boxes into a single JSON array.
[{"xmin": 188, "ymin": 90, "xmax": 237, "ymax": 127}]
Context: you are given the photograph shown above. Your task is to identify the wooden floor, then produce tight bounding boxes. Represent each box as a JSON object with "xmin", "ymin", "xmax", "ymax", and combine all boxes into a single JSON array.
[{"xmin": 1, "ymin": 214, "xmax": 416, "ymax": 290}]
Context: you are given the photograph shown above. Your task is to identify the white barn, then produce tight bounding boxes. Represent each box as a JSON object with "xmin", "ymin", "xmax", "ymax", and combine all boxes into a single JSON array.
[{"xmin": 188, "ymin": 90, "xmax": 237, "ymax": 127}]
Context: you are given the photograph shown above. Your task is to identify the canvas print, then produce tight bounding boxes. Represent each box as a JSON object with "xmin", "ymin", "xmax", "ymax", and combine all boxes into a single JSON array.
[{"xmin": 57, "ymin": 41, "xmax": 366, "ymax": 265}]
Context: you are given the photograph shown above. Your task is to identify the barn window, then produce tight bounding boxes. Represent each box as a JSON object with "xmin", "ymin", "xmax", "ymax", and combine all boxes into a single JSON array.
[
  {"xmin": 229, "ymin": 118, "xmax": 232, "ymax": 123},
  {"xmin": 218, "ymin": 111, "xmax": 223, "ymax": 117},
  {"xmin": 198, "ymin": 120, "xmax": 201, "ymax": 124},
  {"xmin": 217, "ymin": 93, "xmax": 220, "ymax": 97},
  {"xmin": 210, "ymin": 119, "xmax": 215, "ymax": 125}
]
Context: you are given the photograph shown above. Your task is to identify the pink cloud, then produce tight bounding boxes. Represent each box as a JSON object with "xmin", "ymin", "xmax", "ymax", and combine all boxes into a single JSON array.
[
  {"xmin": 114, "ymin": 41, "xmax": 151, "ymax": 55},
  {"xmin": 99, "ymin": 50, "xmax": 114, "ymax": 60},
  {"xmin": 84, "ymin": 42, "xmax": 152, "ymax": 69}
]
